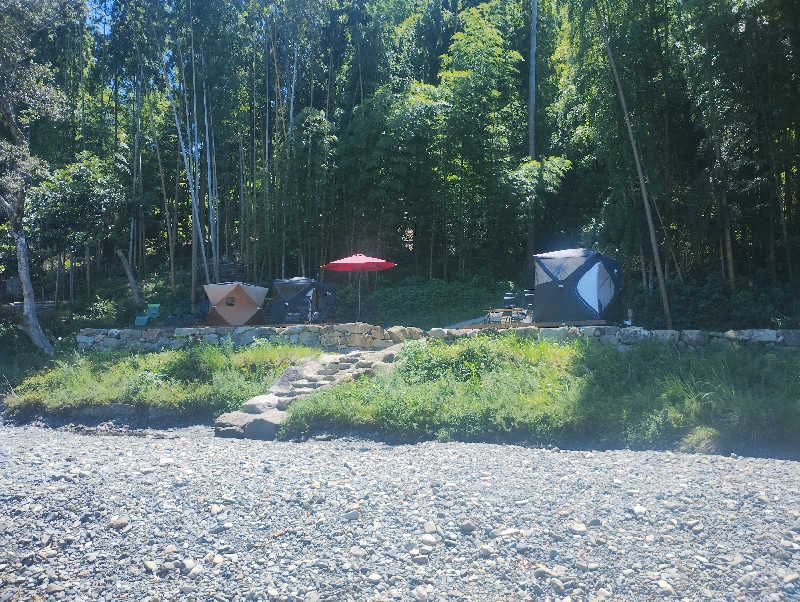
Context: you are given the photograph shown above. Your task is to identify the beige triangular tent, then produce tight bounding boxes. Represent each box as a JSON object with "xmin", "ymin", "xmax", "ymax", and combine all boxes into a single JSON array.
[{"xmin": 203, "ymin": 282, "xmax": 268, "ymax": 326}]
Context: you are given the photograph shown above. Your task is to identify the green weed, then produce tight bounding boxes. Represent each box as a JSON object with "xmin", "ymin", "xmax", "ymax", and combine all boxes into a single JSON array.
[
  {"xmin": 281, "ymin": 334, "xmax": 800, "ymax": 451},
  {"xmin": 4, "ymin": 342, "xmax": 319, "ymax": 417}
]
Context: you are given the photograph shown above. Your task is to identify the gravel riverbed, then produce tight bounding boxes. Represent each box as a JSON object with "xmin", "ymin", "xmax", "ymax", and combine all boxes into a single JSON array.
[{"xmin": 0, "ymin": 424, "xmax": 798, "ymax": 601}]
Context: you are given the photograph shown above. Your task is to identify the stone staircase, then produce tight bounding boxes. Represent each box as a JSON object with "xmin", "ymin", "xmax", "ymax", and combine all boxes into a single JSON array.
[{"xmin": 214, "ymin": 343, "xmax": 405, "ymax": 440}]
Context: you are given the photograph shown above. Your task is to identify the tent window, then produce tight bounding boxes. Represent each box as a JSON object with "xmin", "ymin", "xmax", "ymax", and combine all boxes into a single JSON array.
[
  {"xmin": 535, "ymin": 264, "xmax": 552, "ymax": 285},
  {"xmin": 576, "ymin": 262, "xmax": 615, "ymax": 315},
  {"xmin": 596, "ymin": 263, "xmax": 615, "ymax": 311},
  {"xmin": 540, "ymin": 256, "xmax": 586, "ymax": 281},
  {"xmin": 225, "ymin": 297, "xmax": 236, "ymax": 306},
  {"xmin": 577, "ymin": 263, "xmax": 600, "ymax": 313}
]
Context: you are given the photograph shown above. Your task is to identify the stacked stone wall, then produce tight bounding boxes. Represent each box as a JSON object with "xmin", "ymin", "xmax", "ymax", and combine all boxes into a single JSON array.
[
  {"xmin": 76, "ymin": 323, "xmax": 800, "ymax": 353},
  {"xmin": 75, "ymin": 323, "xmax": 425, "ymax": 353}
]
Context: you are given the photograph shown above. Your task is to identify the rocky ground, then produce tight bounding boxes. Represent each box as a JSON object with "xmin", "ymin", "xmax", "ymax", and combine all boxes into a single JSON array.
[{"xmin": 0, "ymin": 425, "xmax": 798, "ymax": 602}]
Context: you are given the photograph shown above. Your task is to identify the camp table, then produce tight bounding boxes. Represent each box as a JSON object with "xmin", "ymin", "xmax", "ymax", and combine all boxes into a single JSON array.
[{"xmin": 483, "ymin": 307, "xmax": 525, "ymax": 324}]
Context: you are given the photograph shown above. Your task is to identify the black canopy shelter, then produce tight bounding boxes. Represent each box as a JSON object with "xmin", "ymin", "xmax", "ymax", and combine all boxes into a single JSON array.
[
  {"xmin": 532, "ymin": 248, "xmax": 622, "ymax": 323},
  {"xmin": 269, "ymin": 277, "xmax": 336, "ymax": 324}
]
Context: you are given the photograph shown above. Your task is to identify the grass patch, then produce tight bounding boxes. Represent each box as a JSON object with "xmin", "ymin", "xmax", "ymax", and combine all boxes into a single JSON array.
[
  {"xmin": 349, "ymin": 277, "xmax": 507, "ymax": 330},
  {"xmin": 281, "ymin": 335, "xmax": 800, "ymax": 451},
  {"xmin": 4, "ymin": 339, "xmax": 318, "ymax": 417}
]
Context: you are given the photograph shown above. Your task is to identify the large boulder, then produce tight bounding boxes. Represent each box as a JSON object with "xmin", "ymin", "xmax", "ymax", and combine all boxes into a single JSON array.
[
  {"xmin": 333, "ymin": 322, "xmax": 370, "ymax": 334},
  {"xmin": 680, "ymin": 330, "xmax": 708, "ymax": 347},
  {"xmin": 241, "ymin": 394, "xmax": 278, "ymax": 414},
  {"xmin": 651, "ymin": 330, "xmax": 679, "ymax": 344},
  {"xmin": 618, "ymin": 327, "xmax": 651, "ymax": 344},
  {"xmin": 724, "ymin": 329, "xmax": 778, "ymax": 344},
  {"xmin": 386, "ymin": 326, "xmax": 409, "ymax": 343},
  {"xmin": 779, "ymin": 330, "xmax": 800, "ymax": 346},
  {"xmin": 514, "ymin": 326, "xmax": 539, "ymax": 339},
  {"xmin": 406, "ymin": 327, "xmax": 424, "ymax": 340},
  {"xmin": 348, "ymin": 333, "xmax": 374, "ymax": 348},
  {"xmin": 539, "ymin": 327, "xmax": 580, "ymax": 341},
  {"xmin": 214, "ymin": 409, "xmax": 287, "ymax": 440},
  {"xmin": 369, "ymin": 325, "xmax": 386, "ymax": 339}
]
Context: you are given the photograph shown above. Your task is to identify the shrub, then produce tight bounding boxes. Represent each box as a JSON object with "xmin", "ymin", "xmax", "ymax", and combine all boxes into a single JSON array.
[
  {"xmin": 161, "ymin": 345, "xmax": 232, "ymax": 382},
  {"xmin": 398, "ymin": 338, "xmax": 504, "ymax": 383}
]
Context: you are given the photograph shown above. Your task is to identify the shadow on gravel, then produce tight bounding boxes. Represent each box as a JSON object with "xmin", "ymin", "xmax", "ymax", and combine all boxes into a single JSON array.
[
  {"xmin": 284, "ymin": 426, "xmax": 800, "ymax": 461},
  {"xmin": 0, "ymin": 402, "xmax": 215, "ymax": 437}
]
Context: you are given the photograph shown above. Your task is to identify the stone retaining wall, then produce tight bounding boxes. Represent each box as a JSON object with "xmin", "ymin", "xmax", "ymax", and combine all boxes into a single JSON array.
[
  {"xmin": 428, "ymin": 325, "xmax": 800, "ymax": 351},
  {"xmin": 76, "ymin": 323, "xmax": 800, "ymax": 353},
  {"xmin": 76, "ymin": 323, "xmax": 425, "ymax": 353}
]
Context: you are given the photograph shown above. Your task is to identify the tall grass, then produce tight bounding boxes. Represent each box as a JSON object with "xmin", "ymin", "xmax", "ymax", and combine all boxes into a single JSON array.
[
  {"xmin": 5, "ymin": 339, "xmax": 318, "ymax": 417},
  {"xmin": 281, "ymin": 335, "xmax": 800, "ymax": 450}
]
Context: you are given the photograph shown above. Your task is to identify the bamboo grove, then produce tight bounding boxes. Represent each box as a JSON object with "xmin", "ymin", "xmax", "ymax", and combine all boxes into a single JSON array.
[{"xmin": 2, "ymin": 0, "xmax": 800, "ymax": 351}]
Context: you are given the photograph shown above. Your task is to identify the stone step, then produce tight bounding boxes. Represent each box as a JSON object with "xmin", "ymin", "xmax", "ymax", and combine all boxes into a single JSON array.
[
  {"xmin": 293, "ymin": 380, "xmax": 323, "ymax": 389},
  {"xmin": 355, "ymin": 360, "xmax": 374, "ymax": 368},
  {"xmin": 275, "ymin": 396, "xmax": 301, "ymax": 410},
  {"xmin": 351, "ymin": 368, "xmax": 375, "ymax": 378},
  {"xmin": 241, "ymin": 394, "xmax": 278, "ymax": 414},
  {"xmin": 215, "ymin": 409, "xmax": 287, "ymax": 440},
  {"xmin": 291, "ymin": 387, "xmax": 319, "ymax": 396}
]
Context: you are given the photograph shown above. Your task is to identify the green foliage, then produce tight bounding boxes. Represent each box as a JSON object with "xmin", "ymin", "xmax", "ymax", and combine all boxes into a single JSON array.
[
  {"xmin": 4, "ymin": 342, "xmax": 319, "ymax": 417},
  {"xmin": 0, "ymin": 319, "xmax": 60, "ymax": 387},
  {"xmin": 281, "ymin": 334, "xmax": 800, "ymax": 451},
  {"xmin": 399, "ymin": 338, "xmax": 503, "ymax": 383},
  {"xmin": 678, "ymin": 426, "xmax": 724, "ymax": 454},
  {"xmin": 26, "ymin": 152, "xmax": 125, "ymax": 250},
  {"xmin": 360, "ymin": 277, "xmax": 506, "ymax": 329},
  {"xmin": 626, "ymin": 278, "xmax": 800, "ymax": 330}
]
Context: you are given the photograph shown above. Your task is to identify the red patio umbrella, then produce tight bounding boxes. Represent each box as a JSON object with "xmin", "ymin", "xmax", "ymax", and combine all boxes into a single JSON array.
[{"xmin": 320, "ymin": 253, "xmax": 397, "ymax": 320}]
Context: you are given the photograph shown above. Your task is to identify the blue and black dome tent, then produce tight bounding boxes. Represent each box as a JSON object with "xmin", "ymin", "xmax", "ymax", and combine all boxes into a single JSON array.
[
  {"xmin": 269, "ymin": 277, "xmax": 336, "ymax": 324},
  {"xmin": 532, "ymin": 248, "xmax": 622, "ymax": 324}
]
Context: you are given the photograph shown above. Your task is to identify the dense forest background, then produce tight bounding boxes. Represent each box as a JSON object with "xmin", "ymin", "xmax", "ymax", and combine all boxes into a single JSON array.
[{"xmin": 2, "ymin": 0, "xmax": 800, "ymax": 351}]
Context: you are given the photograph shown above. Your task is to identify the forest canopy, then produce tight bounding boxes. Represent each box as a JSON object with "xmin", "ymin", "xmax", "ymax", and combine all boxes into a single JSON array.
[{"xmin": 2, "ymin": 0, "xmax": 800, "ymax": 346}]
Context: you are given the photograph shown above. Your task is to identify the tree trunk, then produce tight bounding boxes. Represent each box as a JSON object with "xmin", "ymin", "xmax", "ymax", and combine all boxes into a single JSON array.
[
  {"xmin": 773, "ymin": 159, "xmax": 792, "ymax": 283},
  {"xmin": 15, "ymin": 230, "xmax": 55, "ymax": 355},
  {"xmin": 150, "ymin": 102, "xmax": 176, "ymax": 293},
  {"xmin": 187, "ymin": 0, "xmax": 210, "ymax": 285},
  {"xmin": 191, "ymin": 207, "xmax": 197, "ymax": 313},
  {"xmin": 167, "ymin": 78, "xmax": 210, "ymax": 285},
  {"xmin": 130, "ymin": 67, "xmax": 142, "ymax": 266},
  {"xmin": 528, "ymin": 0, "xmax": 537, "ymax": 159},
  {"xmin": 202, "ymin": 66, "xmax": 219, "ymax": 282},
  {"xmin": 69, "ymin": 251, "xmax": 74, "ymax": 304},
  {"xmin": 264, "ymin": 24, "xmax": 272, "ymax": 283},
  {"xmin": 721, "ymin": 187, "xmax": 735, "ymax": 292},
  {"xmin": 84, "ymin": 243, "xmax": 90, "ymax": 297},
  {"xmin": 211, "ymin": 113, "xmax": 220, "ymax": 269},
  {"xmin": 596, "ymin": 4, "xmax": 672, "ymax": 328},
  {"xmin": 640, "ymin": 244, "xmax": 647, "ymax": 290},
  {"xmin": 115, "ymin": 248, "xmax": 144, "ymax": 306},
  {"xmin": 238, "ymin": 125, "xmax": 246, "ymax": 263},
  {"xmin": 55, "ymin": 251, "xmax": 61, "ymax": 305},
  {"xmin": 128, "ymin": 217, "xmax": 135, "ymax": 267}
]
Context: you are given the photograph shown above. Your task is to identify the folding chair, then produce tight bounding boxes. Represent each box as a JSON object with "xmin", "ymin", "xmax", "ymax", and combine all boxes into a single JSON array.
[{"xmin": 134, "ymin": 303, "xmax": 161, "ymax": 327}]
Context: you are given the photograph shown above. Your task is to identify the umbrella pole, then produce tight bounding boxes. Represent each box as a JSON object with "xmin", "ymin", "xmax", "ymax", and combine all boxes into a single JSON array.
[{"xmin": 357, "ymin": 273, "xmax": 361, "ymax": 321}]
